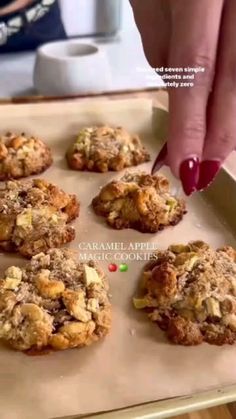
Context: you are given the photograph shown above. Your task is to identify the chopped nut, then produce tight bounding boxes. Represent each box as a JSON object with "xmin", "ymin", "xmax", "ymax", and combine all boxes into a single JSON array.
[
  {"xmin": 33, "ymin": 179, "xmax": 48, "ymax": 190},
  {"xmin": 195, "ymin": 308, "xmax": 207, "ymax": 322},
  {"xmin": 190, "ymin": 241, "xmax": 210, "ymax": 252},
  {"xmin": 175, "ymin": 252, "xmax": 199, "ymax": 271},
  {"xmin": 148, "ymin": 309, "xmax": 161, "ymax": 322},
  {"xmin": 51, "ymin": 214, "xmax": 59, "ymax": 223},
  {"xmin": 121, "ymin": 145, "xmax": 129, "ymax": 153},
  {"xmin": 21, "ymin": 145, "xmax": 31, "ymax": 153},
  {"xmin": 178, "ymin": 308, "xmax": 195, "ymax": 321},
  {"xmin": 35, "ymin": 270, "xmax": 65, "ymax": 299},
  {"xmin": 169, "ymin": 244, "xmax": 191, "ymax": 254},
  {"xmin": 0, "ymin": 216, "xmax": 15, "ymax": 240},
  {"xmin": 5, "ymin": 266, "xmax": 22, "ymax": 281},
  {"xmin": 3, "ymin": 277, "xmax": 21, "ymax": 290},
  {"xmin": 166, "ymin": 197, "xmax": 177, "ymax": 212},
  {"xmin": 223, "ymin": 314, "xmax": 236, "ymax": 331},
  {"xmin": 205, "ymin": 298, "xmax": 222, "ymax": 318},
  {"xmin": 0, "ymin": 290, "xmax": 16, "ymax": 312},
  {"xmin": 16, "ymin": 210, "xmax": 32, "ymax": 227},
  {"xmin": 63, "ymin": 289, "xmax": 91, "ymax": 322},
  {"xmin": 0, "ymin": 143, "xmax": 8, "ymax": 160},
  {"xmin": 49, "ymin": 333, "xmax": 69, "ymax": 350},
  {"xmin": 0, "ymin": 322, "xmax": 12, "ymax": 338},
  {"xmin": 59, "ymin": 321, "xmax": 95, "ymax": 338},
  {"xmin": 133, "ymin": 297, "xmax": 149, "ymax": 309},
  {"xmin": 231, "ymin": 279, "xmax": 236, "ymax": 296},
  {"xmin": 21, "ymin": 303, "xmax": 45, "ymax": 321},
  {"xmin": 141, "ymin": 271, "xmax": 152, "ymax": 289},
  {"xmin": 84, "ymin": 265, "xmax": 101, "ymax": 286},
  {"xmin": 10, "ymin": 136, "xmax": 25, "ymax": 149},
  {"xmin": 87, "ymin": 298, "xmax": 99, "ymax": 313},
  {"xmin": 108, "ymin": 210, "xmax": 119, "ymax": 221}
]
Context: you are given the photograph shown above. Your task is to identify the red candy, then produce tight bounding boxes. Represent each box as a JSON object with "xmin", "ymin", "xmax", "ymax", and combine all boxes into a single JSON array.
[{"xmin": 108, "ymin": 263, "xmax": 117, "ymax": 272}]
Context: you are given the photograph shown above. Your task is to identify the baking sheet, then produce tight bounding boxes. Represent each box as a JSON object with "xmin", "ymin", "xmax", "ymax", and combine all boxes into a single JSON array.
[{"xmin": 0, "ymin": 99, "xmax": 236, "ymax": 419}]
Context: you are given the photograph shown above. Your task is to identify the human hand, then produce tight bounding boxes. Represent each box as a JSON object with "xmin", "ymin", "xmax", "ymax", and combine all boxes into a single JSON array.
[{"xmin": 130, "ymin": 0, "xmax": 236, "ymax": 195}]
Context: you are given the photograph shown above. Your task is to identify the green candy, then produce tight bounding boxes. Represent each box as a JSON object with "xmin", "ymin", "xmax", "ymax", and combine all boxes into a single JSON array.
[{"xmin": 119, "ymin": 263, "xmax": 128, "ymax": 272}]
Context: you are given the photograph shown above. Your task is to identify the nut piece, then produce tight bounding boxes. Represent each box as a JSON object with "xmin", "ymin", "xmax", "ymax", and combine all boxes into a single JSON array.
[
  {"xmin": 11, "ymin": 303, "xmax": 53, "ymax": 351},
  {"xmin": 133, "ymin": 297, "xmax": 149, "ymax": 309},
  {"xmin": 166, "ymin": 197, "xmax": 177, "ymax": 212},
  {"xmin": 0, "ymin": 143, "xmax": 8, "ymax": 160},
  {"xmin": 84, "ymin": 265, "xmax": 101, "ymax": 286},
  {"xmin": 0, "ymin": 290, "xmax": 16, "ymax": 312},
  {"xmin": 10, "ymin": 136, "xmax": 25, "ymax": 149},
  {"xmin": 16, "ymin": 209, "xmax": 32, "ymax": 227},
  {"xmin": 60, "ymin": 321, "xmax": 94, "ymax": 337},
  {"xmin": 223, "ymin": 314, "xmax": 236, "ymax": 331},
  {"xmin": 21, "ymin": 303, "xmax": 45, "ymax": 321},
  {"xmin": 205, "ymin": 298, "xmax": 222, "ymax": 318},
  {"xmin": 49, "ymin": 333, "xmax": 69, "ymax": 350},
  {"xmin": 87, "ymin": 298, "xmax": 99, "ymax": 313},
  {"xmin": 35, "ymin": 269, "xmax": 65, "ymax": 299},
  {"xmin": 169, "ymin": 244, "xmax": 191, "ymax": 254},
  {"xmin": 174, "ymin": 252, "xmax": 199, "ymax": 271},
  {"xmin": 3, "ymin": 278, "xmax": 21, "ymax": 290},
  {"xmin": 3, "ymin": 266, "xmax": 22, "ymax": 290},
  {"xmin": 63, "ymin": 289, "xmax": 91, "ymax": 322},
  {"xmin": 5, "ymin": 266, "xmax": 22, "ymax": 281},
  {"xmin": 51, "ymin": 320, "xmax": 96, "ymax": 348}
]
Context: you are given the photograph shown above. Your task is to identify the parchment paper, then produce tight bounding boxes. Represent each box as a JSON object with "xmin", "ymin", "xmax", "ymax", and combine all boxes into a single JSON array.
[{"xmin": 0, "ymin": 99, "xmax": 236, "ymax": 419}]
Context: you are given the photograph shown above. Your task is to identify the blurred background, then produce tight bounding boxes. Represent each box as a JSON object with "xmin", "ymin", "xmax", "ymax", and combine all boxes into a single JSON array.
[{"xmin": 0, "ymin": 0, "xmax": 164, "ymax": 98}]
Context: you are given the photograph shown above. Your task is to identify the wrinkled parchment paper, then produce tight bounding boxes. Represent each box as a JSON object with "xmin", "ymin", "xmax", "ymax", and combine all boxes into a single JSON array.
[{"xmin": 0, "ymin": 99, "xmax": 236, "ymax": 419}]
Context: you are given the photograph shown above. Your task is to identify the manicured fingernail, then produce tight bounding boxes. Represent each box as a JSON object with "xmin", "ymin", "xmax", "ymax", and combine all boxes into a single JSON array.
[
  {"xmin": 179, "ymin": 157, "xmax": 199, "ymax": 196},
  {"xmin": 151, "ymin": 143, "xmax": 168, "ymax": 174},
  {"xmin": 197, "ymin": 160, "xmax": 221, "ymax": 191}
]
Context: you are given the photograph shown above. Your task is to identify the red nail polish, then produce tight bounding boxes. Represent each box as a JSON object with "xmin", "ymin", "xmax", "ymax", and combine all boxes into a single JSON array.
[
  {"xmin": 151, "ymin": 143, "xmax": 168, "ymax": 174},
  {"xmin": 197, "ymin": 160, "xmax": 221, "ymax": 191},
  {"xmin": 179, "ymin": 157, "xmax": 199, "ymax": 196}
]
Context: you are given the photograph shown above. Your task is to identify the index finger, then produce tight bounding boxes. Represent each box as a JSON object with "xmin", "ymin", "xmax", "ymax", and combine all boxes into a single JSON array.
[{"xmin": 167, "ymin": 0, "xmax": 223, "ymax": 195}]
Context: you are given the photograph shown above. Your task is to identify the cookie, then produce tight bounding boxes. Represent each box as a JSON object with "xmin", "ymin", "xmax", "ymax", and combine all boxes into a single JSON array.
[
  {"xmin": 66, "ymin": 126, "xmax": 150, "ymax": 172},
  {"xmin": 0, "ymin": 249, "xmax": 111, "ymax": 352},
  {"xmin": 92, "ymin": 172, "xmax": 186, "ymax": 233},
  {"xmin": 0, "ymin": 132, "xmax": 53, "ymax": 180},
  {"xmin": 134, "ymin": 241, "xmax": 236, "ymax": 346},
  {"xmin": 0, "ymin": 178, "xmax": 79, "ymax": 257}
]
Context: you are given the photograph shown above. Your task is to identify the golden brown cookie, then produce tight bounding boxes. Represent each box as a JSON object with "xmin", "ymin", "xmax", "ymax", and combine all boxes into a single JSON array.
[
  {"xmin": 0, "ymin": 132, "xmax": 52, "ymax": 180},
  {"xmin": 0, "ymin": 179, "xmax": 79, "ymax": 257},
  {"xmin": 134, "ymin": 241, "xmax": 236, "ymax": 346},
  {"xmin": 92, "ymin": 172, "xmax": 186, "ymax": 233},
  {"xmin": 66, "ymin": 126, "xmax": 150, "ymax": 172},
  {"xmin": 0, "ymin": 249, "xmax": 111, "ymax": 352}
]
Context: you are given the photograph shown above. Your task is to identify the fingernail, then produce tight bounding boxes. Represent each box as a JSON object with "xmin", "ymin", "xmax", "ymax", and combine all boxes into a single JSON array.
[
  {"xmin": 197, "ymin": 160, "xmax": 221, "ymax": 191},
  {"xmin": 151, "ymin": 143, "xmax": 168, "ymax": 174},
  {"xmin": 179, "ymin": 157, "xmax": 199, "ymax": 196}
]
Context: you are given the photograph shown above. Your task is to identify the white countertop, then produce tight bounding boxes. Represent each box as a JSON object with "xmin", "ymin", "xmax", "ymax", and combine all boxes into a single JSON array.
[{"xmin": 0, "ymin": 28, "xmax": 164, "ymax": 98}]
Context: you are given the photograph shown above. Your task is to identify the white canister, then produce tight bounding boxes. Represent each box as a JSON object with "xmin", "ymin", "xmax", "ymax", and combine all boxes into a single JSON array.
[{"xmin": 34, "ymin": 40, "xmax": 112, "ymax": 96}]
